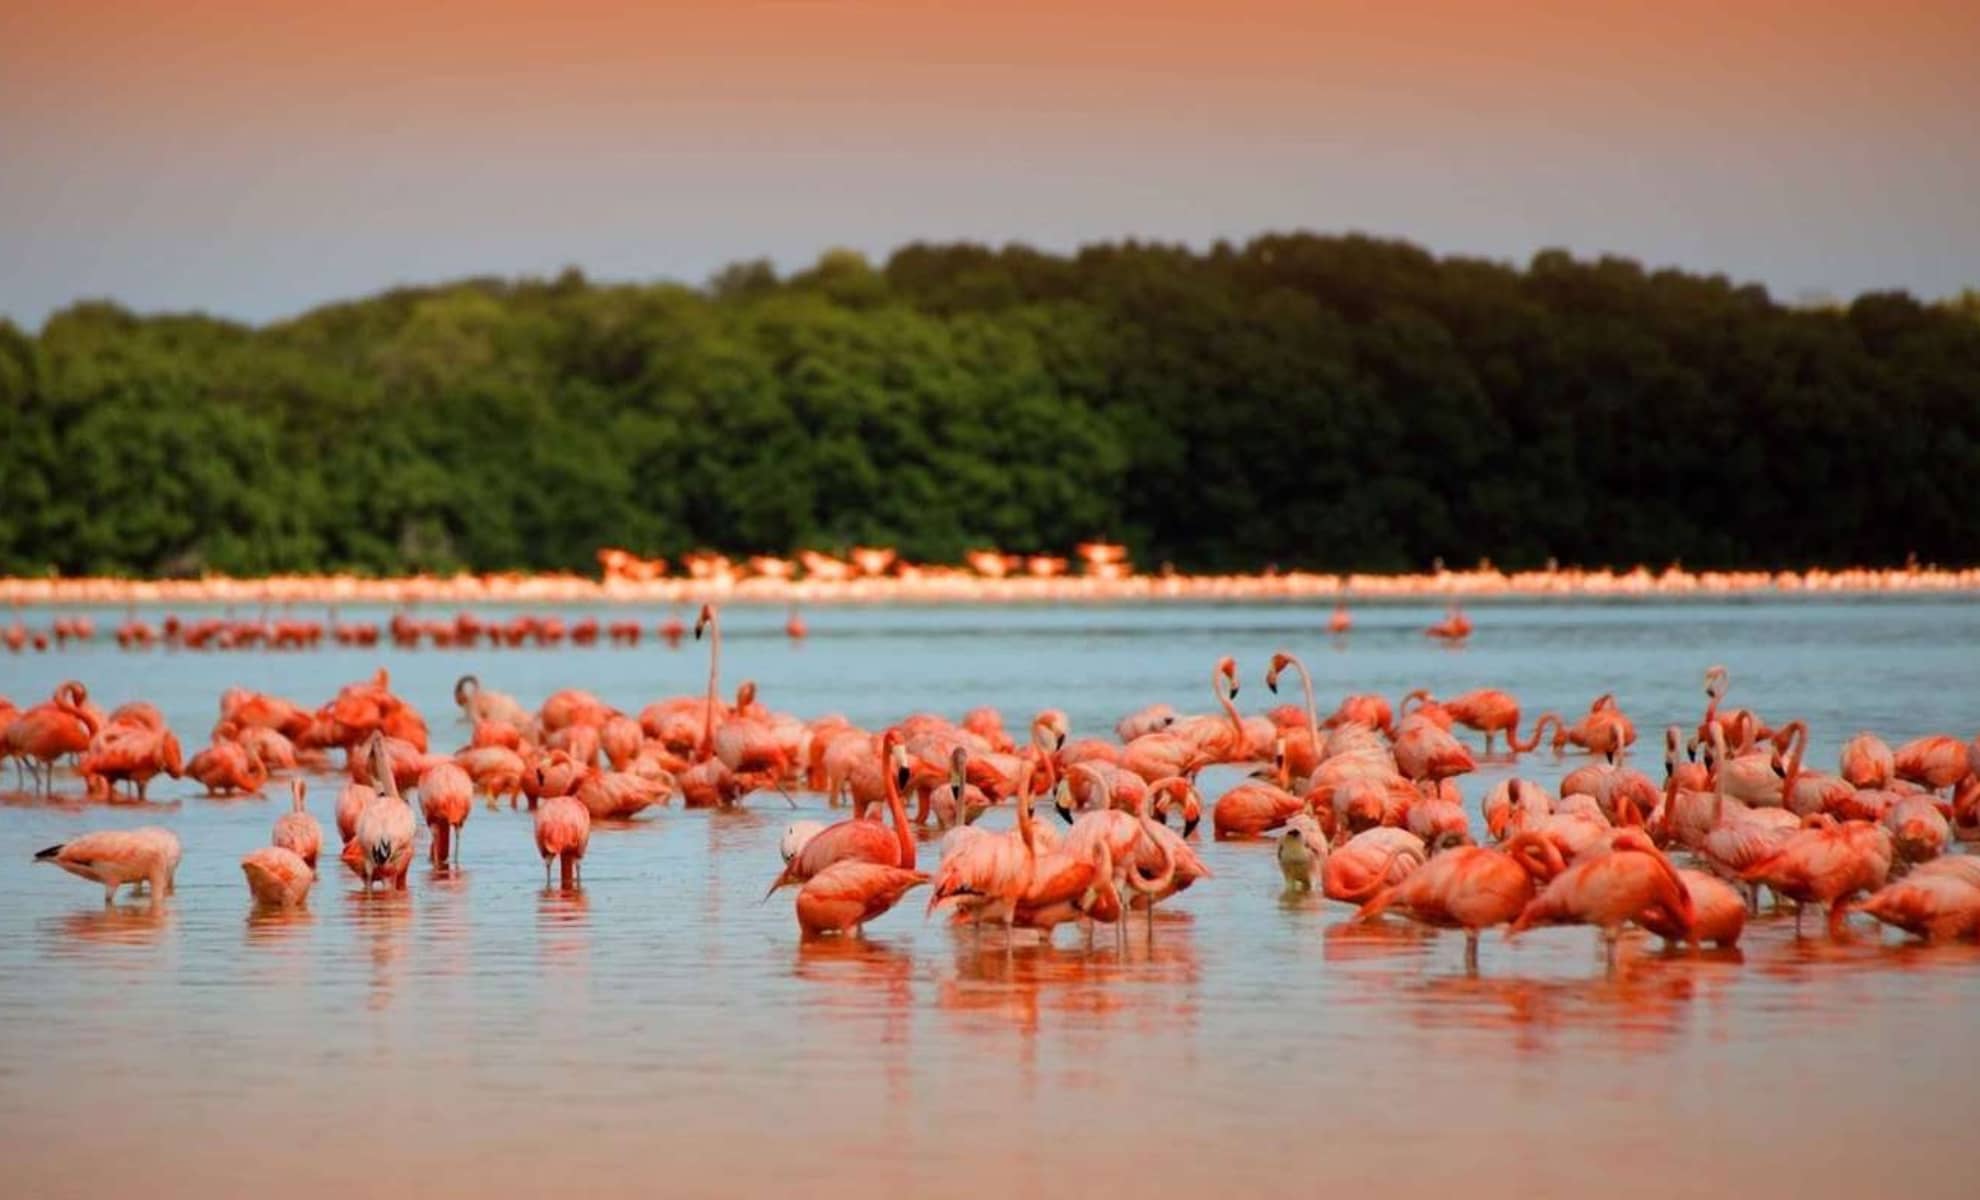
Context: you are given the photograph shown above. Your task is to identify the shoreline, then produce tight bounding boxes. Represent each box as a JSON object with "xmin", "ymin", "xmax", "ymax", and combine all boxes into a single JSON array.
[{"xmin": 3, "ymin": 565, "xmax": 1978, "ymax": 607}]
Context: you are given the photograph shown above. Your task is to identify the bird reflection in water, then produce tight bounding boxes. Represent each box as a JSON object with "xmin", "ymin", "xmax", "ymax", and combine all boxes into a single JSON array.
[
  {"xmin": 245, "ymin": 906, "xmax": 315, "ymax": 946},
  {"xmin": 536, "ymin": 885, "xmax": 593, "ymax": 972},
  {"xmin": 47, "ymin": 903, "xmax": 171, "ymax": 955},
  {"xmin": 792, "ymin": 937, "xmax": 917, "ymax": 1103},
  {"xmin": 347, "ymin": 888, "xmax": 413, "ymax": 1008}
]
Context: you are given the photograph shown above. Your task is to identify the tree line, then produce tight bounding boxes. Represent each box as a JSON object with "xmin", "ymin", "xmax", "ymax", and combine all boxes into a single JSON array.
[{"xmin": 2, "ymin": 233, "xmax": 1976, "ymax": 577}]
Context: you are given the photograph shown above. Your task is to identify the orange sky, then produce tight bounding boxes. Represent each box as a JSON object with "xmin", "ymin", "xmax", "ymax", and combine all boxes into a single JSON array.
[{"xmin": 3, "ymin": 1, "xmax": 1976, "ymax": 323}]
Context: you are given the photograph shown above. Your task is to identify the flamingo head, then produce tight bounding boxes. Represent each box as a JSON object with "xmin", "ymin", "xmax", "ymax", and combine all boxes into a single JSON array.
[
  {"xmin": 1266, "ymin": 651, "xmax": 1293, "ymax": 693},
  {"xmin": 1216, "ymin": 656, "xmax": 1239, "ymax": 699},
  {"xmin": 694, "ymin": 604, "xmax": 716, "ymax": 640}
]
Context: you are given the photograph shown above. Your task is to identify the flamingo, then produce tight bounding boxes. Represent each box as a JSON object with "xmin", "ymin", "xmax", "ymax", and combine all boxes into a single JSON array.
[
  {"xmin": 1323, "ymin": 694, "xmax": 1394, "ymax": 737},
  {"xmin": 1426, "ymin": 602, "xmax": 1471, "ymax": 641},
  {"xmin": 185, "ymin": 739, "xmax": 268, "ymax": 796},
  {"xmin": 35, "ymin": 827, "xmax": 181, "ymax": 905},
  {"xmin": 348, "ymin": 734, "xmax": 417, "ymax": 892},
  {"xmin": 241, "ymin": 846, "xmax": 314, "ymax": 909},
  {"xmin": 1323, "ymin": 828, "xmax": 1428, "ymax": 903},
  {"xmin": 419, "ymin": 760, "xmax": 473, "ymax": 866},
  {"xmin": 1434, "ymin": 688, "xmax": 1530, "ymax": 757},
  {"xmin": 1509, "ymin": 834, "xmax": 1693, "ymax": 953},
  {"xmin": 1114, "ymin": 704, "xmax": 1177, "ymax": 742},
  {"xmin": 1392, "ymin": 715, "xmax": 1476, "ymax": 792},
  {"xmin": 1892, "ymin": 735, "xmax": 1970, "ymax": 794},
  {"xmin": 534, "ymin": 795, "xmax": 591, "ymax": 888},
  {"xmin": 1839, "ymin": 732, "xmax": 1895, "ymax": 789},
  {"xmin": 765, "ymin": 730, "xmax": 914, "ymax": 895},
  {"xmin": 1851, "ymin": 873, "xmax": 1980, "ymax": 942},
  {"xmin": 1354, "ymin": 831, "xmax": 1568, "ymax": 966},
  {"xmin": 793, "ymin": 861, "xmax": 929, "ymax": 937},
  {"xmin": 1326, "ymin": 601, "xmax": 1351, "ymax": 636},
  {"xmin": 785, "ymin": 606, "xmax": 807, "ymax": 641},
  {"xmin": 272, "ymin": 779, "xmax": 323, "ymax": 869},
  {"xmin": 1167, "ymin": 656, "xmax": 1249, "ymax": 765},
  {"xmin": 4, "ymin": 681, "xmax": 100, "ymax": 794},
  {"xmin": 1741, "ymin": 814, "xmax": 1894, "ymax": 938},
  {"xmin": 80, "ymin": 722, "xmax": 184, "ymax": 801},
  {"xmin": 1265, "ymin": 651, "xmax": 1322, "ymax": 782},
  {"xmin": 454, "ymin": 675, "xmax": 530, "ymax": 730}
]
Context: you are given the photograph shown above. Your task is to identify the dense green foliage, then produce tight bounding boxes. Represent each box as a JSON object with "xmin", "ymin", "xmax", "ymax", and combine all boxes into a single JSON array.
[{"xmin": 3, "ymin": 235, "xmax": 1977, "ymax": 576}]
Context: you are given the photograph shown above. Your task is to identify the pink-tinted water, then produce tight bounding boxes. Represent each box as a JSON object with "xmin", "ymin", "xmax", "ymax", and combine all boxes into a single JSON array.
[{"xmin": 1, "ymin": 600, "xmax": 1976, "ymax": 1197}]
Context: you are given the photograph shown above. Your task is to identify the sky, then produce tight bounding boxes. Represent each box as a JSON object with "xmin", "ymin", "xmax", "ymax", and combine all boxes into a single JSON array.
[{"xmin": 3, "ymin": 0, "xmax": 1977, "ymax": 327}]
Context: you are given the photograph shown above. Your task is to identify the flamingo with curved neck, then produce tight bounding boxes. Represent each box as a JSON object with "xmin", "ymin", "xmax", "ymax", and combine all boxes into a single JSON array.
[{"xmin": 1266, "ymin": 651, "xmax": 1319, "ymax": 772}]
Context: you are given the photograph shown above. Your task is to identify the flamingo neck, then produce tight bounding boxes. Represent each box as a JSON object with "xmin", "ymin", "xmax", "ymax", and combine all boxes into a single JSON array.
[
  {"xmin": 699, "ymin": 616, "xmax": 720, "ymax": 762},
  {"xmin": 884, "ymin": 752, "xmax": 914, "ymax": 868},
  {"xmin": 1215, "ymin": 668, "xmax": 1243, "ymax": 742}
]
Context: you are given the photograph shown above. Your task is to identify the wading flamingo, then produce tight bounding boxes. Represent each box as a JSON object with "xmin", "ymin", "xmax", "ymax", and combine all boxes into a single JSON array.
[{"xmin": 35, "ymin": 826, "xmax": 181, "ymax": 905}]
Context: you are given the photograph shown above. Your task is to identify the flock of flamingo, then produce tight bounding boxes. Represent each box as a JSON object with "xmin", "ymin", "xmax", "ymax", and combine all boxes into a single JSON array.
[
  {"xmin": 10, "ymin": 604, "xmax": 1980, "ymax": 962},
  {"xmin": 2, "ymin": 608, "xmax": 810, "ymax": 653}
]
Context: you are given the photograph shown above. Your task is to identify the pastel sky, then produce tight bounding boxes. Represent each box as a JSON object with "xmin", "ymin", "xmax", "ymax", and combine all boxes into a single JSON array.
[{"xmin": 3, "ymin": 1, "xmax": 1976, "ymax": 326}]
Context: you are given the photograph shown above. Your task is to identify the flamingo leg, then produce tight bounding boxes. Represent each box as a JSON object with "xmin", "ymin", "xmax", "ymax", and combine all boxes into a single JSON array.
[{"xmin": 1465, "ymin": 931, "xmax": 1481, "ymax": 972}]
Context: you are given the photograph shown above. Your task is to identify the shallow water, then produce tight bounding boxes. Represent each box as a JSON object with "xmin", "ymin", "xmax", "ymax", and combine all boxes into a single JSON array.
[{"xmin": 2, "ymin": 598, "xmax": 1977, "ymax": 1198}]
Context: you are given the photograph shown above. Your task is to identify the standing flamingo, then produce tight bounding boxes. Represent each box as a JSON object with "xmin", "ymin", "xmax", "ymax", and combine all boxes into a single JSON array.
[
  {"xmin": 349, "ymin": 734, "xmax": 417, "ymax": 892},
  {"xmin": 1354, "ymin": 831, "xmax": 1568, "ymax": 966},
  {"xmin": 1326, "ymin": 601, "xmax": 1352, "ymax": 636},
  {"xmin": 419, "ymin": 760, "xmax": 473, "ymax": 866},
  {"xmin": 535, "ymin": 795, "xmax": 591, "ymax": 888},
  {"xmin": 35, "ymin": 827, "xmax": 182, "ymax": 905},
  {"xmin": 272, "ymin": 779, "xmax": 323, "ymax": 869}
]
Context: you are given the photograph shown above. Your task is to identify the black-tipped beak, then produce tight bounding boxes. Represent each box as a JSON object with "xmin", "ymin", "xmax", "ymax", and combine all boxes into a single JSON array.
[
  {"xmin": 894, "ymin": 766, "xmax": 913, "ymax": 792},
  {"xmin": 1267, "ymin": 676, "xmax": 1279, "ymax": 694},
  {"xmin": 1772, "ymin": 761, "xmax": 1786, "ymax": 778},
  {"xmin": 1229, "ymin": 682, "xmax": 1239, "ymax": 698},
  {"xmin": 1055, "ymin": 801, "xmax": 1073, "ymax": 825},
  {"xmin": 1182, "ymin": 816, "xmax": 1200, "ymax": 838}
]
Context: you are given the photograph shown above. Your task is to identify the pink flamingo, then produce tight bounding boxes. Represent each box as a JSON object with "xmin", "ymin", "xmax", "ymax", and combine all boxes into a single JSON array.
[
  {"xmin": 1355, "ymin": 830, "xmax": 1567, "ymax": 966},
  {"xmin": 35, "ymin": 826, "xmax": 181, "ymax": 904},
  {"xmin": 1741, "ymin": 814, "xmax": 1894, "ymax": 938},
  {"xmin": 272, "ymin": 779, "xmax": 323, "ymax": 869},
  {"xmin": 765, "ymin": 730, "xmax": 914, "ymax": 895},
  {"xmin": 419, "ymin": 760, "xmax": 473, "ymax": 865},
  {"xmin": 1852, "ymin": 873, "xmax": 1980, "ymax": 942},
  {"xmin": 1510, "ymin": 835, "xmax": 1694, "ymax": 954},
  {"xmin": 241, "ymin": 846, "xmax": 314, "ymax": 908},
  {"xmin": 348, "ymin": 734, "xmax": 416, "ymax": 892},
  {"xmin": 534, "ymin": 795, "xmax": 591, "ymax": 888}
]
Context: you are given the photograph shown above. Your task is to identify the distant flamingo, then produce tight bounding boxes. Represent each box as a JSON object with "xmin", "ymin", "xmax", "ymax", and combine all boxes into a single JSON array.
[
  {"xmin": 240, "ymin": 846, "xmax": 314, "ymax": 909},
  {"xmin": 785, "ymin": 606, "xmax": 807, "ymax": 641},
  {"xmin": 273, "ymin": 779, "xmax": 323, "ymax": 868},
  {"xmin": 534, "ymin": 795, "xmax": 591, "ymax": 888},
  {"xmin": 1326, "ymin": 601, "xmax": 1352, "ymax": 636},
  {"xmin": 1426, "ymin": 602, "xmax": 1471, "ymax": 641},
  {"xmin": 35, "ymin": 827, "xmax": 182, "ymax": 904}
]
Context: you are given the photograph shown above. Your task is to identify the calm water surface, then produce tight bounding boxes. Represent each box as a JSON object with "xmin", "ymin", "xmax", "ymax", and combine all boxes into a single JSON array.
[{"xmin": 2, "ymin": 599, "xmax": 1977, "ymax": 1198}]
